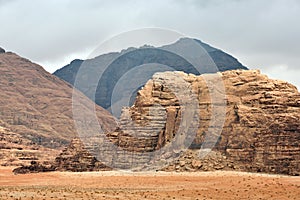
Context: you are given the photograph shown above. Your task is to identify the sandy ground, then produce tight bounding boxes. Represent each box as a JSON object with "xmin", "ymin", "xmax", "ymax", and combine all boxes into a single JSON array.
[{"xmin": 0, "ymin": 167, "xmax": 299, "ymax": 200}]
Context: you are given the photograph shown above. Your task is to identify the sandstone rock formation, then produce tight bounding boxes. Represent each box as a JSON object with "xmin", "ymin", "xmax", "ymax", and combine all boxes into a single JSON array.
[
  {"xmin": 54, "ymin": 138, "xmax": 111, "ymax": 172},
  {"xmin": 12, "ymin": 161, "xmax": 55, "ymax": 174},
  {"xmin": 13, "ymin": 138, "xmax": 111, "ymax": 173},
  {"xmin": 0, "ymin": 51, "xmax": 117, "ymax": 166},
  {"xmin": 0, "ymin": 124, "xmax": 58, "ymax": 167},
  {"xmin": 16, "ymin": 69, "xmax": 300, "ymax": 175},
  {"xmin": 102, "ymin": 69, "xmax": 299, "ymax": 175}
]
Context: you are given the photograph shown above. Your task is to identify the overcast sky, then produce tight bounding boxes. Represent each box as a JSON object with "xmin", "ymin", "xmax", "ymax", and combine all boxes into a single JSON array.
[{"xmin": 0, "ymin": 0, "xmax": 299, "ymax": 89}]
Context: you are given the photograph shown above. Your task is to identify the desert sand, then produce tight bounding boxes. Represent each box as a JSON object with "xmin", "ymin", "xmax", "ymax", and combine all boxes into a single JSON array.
[{"xmin": 0, "ymin": 167, "xmax": 299, "ymax": 200}]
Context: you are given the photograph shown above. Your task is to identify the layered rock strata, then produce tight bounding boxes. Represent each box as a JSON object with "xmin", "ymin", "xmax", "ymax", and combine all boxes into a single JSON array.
[
  {"xmin": 16, "ymin": 70, "xmax": 300, "ymax": 175},
  {"xmin": 107, "ymin": 70, "xmax": 299, "ymax": 175}
]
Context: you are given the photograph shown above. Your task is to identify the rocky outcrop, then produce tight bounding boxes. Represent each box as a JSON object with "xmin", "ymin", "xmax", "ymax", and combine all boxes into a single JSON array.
[
  {"xmin": 102, "ymin": 69, "xmax": 299, "ymax": 175},
  {"xmin": 0, "ymin": 124, "xmax": 58, "ymax": 167},
  {"xmin": 217, "ymin": 70, "xmax": 299, "ymax": 175},
  {"xmin": 14, "ymin": 138, "xmax": 111, "ymax": 174},
  {"xmin": 13, "ymin": 161, "xmax": 55, "ymax": 174},
  {"xmin": 16, "ymin": 69, "xmax": 300, "ymax": 175},
  {"xmin": 162, "ymin": 150, "xmax": 234, "ymax": 172},
  {"xmin": 54, "ymin": 138, "xmax": 111, "ymax": 172}
]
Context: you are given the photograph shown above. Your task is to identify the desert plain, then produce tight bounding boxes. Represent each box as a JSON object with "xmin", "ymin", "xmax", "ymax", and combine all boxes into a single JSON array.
[{"xmin": 0, "ymin": 167, "xmax": 299, "ymax": 200}]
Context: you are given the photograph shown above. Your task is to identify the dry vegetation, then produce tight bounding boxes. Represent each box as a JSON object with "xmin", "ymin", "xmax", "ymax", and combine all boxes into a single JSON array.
[{"xmin": 0, "ymin": 167, "xmax": 299, "ymax": 200}]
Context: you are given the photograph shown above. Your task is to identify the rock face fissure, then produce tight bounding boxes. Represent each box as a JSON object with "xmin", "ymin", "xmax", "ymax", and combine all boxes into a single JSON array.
[{"xmin": 16, "ymin": 69, "xmax": 300, "ymax": 175}]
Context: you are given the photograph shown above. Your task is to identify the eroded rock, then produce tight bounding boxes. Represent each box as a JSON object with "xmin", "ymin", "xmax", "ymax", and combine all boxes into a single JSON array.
[
  {"xmin": 16, "ymin": 69, "xmax": 300, "ymax": 175},
  {"xmin": 106, "ymin": 69, "xmax": 299, "ymax": 175}
]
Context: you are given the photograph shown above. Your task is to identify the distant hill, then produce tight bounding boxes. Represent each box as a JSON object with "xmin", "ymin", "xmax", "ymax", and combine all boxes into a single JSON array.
[
  {"xmin": 54, "ymin": 38, "xmax": 247, "ymax": 114},
  {"xmin": 0, "ymin": 47, "xmax": 5, "ymax": 54},
  {"xmin": 0, "ymin": 49, "xmax": 116, "ymax": 165}
]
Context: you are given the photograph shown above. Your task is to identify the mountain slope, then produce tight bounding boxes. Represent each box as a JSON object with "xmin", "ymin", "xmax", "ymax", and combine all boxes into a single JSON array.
[
  {"xmin": 0, "ymin": 123, "xmax": 58, "ymax": 166},
  {"xmin": 0, "ymin": 50, "xmax": 116, "ymax": 165},
  {"xmin": 54, "ymin": 38, "xmax": 247, "ymax": 111}
]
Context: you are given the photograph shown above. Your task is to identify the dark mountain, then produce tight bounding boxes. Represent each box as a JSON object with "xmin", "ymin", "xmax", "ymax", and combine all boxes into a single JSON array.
[
  {"xmin": 0, "ymin": 47, "xmax": 5, "ymax": 54},
  {"xmin": 54, "ymin": 38, "xmax": 248, "ymax": 115}
]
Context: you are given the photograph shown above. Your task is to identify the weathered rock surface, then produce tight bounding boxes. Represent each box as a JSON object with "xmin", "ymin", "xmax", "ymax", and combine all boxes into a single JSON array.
[
  {"xmin": 54, "ymin": 138, "xmax": 111, "ymax": 172},
  {"xmin": 17, "ymin": 69, "xmax": 300, "ymax": 175},
  {"xmin": 14, "ymin": 138, "xmax": 111, "ymax": 173},
  {"xmin": 162, "ymin": 150, "xmax": 234, "ymax": 172},
  {"xmin": 104, "ymin": 69, "xmax": 299, "ymax": 175},
  {"xmin": 12, "ymin": 161, "xmax": 55, "ymax": 174},
  {"xmin": 0, "ymin": 124, "xmax": 58, "ymax": 167}
]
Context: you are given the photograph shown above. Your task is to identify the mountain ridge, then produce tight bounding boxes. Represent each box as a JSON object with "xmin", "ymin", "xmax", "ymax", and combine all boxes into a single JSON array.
[{"xmin": 53, "ymin": 38, "xmax": 247, "ymax": 112}]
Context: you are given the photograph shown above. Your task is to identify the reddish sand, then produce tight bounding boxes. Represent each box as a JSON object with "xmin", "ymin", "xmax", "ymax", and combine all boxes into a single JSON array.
[{"xmin": 0, "ymin": 167, "xmax": 299, "ymax": 200}]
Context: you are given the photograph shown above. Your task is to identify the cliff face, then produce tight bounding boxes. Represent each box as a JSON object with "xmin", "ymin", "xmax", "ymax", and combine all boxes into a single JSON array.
[
  {"xmin": 216, "ymin": 70, "xmax": 299, "ymax": 175},
  {"xmin": 18, "ymin": 69, "xmax": 299, "ymax": 175},
  {"xmin": 103, "ymin": 69, "xmax": 299, "ymax": 175}
]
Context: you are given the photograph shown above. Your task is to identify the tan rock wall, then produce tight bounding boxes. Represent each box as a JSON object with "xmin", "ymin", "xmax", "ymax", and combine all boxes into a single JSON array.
[{"xmin": 105, "ymin": 70, "xmax": 299, "ymax": 175}]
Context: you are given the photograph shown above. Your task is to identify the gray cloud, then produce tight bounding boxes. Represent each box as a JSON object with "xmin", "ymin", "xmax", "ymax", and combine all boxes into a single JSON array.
[{"xmin": 0, "ymin": 0, "xmax": 299, "ymax": 89}]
